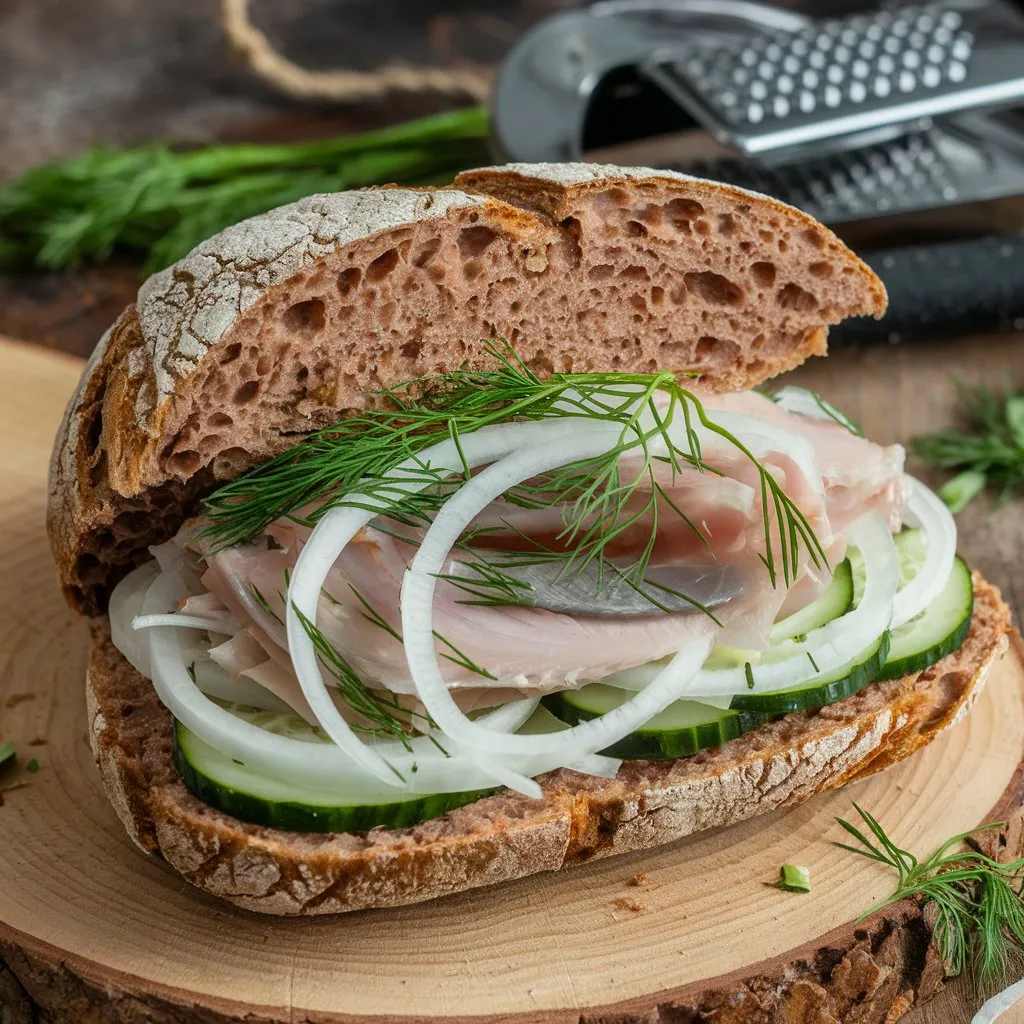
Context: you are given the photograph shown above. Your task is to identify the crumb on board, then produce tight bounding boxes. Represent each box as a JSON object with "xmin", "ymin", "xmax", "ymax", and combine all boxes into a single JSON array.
[
  {"xmin": 28, "ymin": 738, "xmax": 46, "ymax": 747},
  {"xmin": 612, "ymin": 896, "xmax": 648, "ymax": 914},
  {"xmin": 5, "ymin": 693, "xmax": 33, "ymax": 709},
  {"xmin": 628, "ymin": 872, "xmax": 647, "ymax": 887}
]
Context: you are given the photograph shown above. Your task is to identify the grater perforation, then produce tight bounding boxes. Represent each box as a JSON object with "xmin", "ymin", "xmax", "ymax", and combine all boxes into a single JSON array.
[{"xmin": 644, "ymin": 0, "xmax": 1024, "ymax": 155}]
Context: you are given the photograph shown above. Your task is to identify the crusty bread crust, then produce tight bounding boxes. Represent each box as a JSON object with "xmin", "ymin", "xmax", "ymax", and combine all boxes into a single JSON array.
[
  {"xmin": 84, "ymin": 572, "xmax": 1009, "ymax": 917},
  {"xmin": 49, "ymin": 163, "xmax": 885, "ymax": 616}
]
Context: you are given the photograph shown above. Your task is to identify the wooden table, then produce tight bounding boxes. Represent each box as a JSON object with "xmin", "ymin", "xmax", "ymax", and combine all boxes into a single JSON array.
[{"xmin": 2, "ymin": 1, "xmax": 1024, "ymax": 1020}]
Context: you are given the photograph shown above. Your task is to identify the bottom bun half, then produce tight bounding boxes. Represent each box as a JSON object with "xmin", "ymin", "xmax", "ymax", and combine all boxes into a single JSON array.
[{"xmin": 86, "ymin": 572, "xmax": 1011, "ymax": 917}]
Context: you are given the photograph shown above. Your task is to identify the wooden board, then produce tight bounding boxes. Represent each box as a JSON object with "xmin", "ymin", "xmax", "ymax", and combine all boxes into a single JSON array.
[{"xmin": 1, "ymin": 337, "xmax": 1023, "ymax": 1024}]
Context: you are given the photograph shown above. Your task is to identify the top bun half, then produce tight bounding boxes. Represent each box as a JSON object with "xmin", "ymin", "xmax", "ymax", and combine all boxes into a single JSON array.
[{"xmin": 47, "ymin": 162, "xmax": 886, "ymax": 615}]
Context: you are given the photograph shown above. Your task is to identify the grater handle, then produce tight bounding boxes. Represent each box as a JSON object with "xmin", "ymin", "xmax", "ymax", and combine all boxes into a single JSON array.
[{"xmin": 831, "ymin": 235, "xmax": 1024, "ymax": 344}]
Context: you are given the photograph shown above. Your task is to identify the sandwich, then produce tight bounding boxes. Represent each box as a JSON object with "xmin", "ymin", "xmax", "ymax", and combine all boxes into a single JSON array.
[{"xmin": 48, "ymin": 162, "xmax": 1011, "ymax": 916}]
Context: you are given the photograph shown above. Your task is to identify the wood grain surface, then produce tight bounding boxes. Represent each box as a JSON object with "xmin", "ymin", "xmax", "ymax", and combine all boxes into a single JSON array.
[{"xmin": 0, "ymin": 336, "xmax": 1020, "ymax": 1023}]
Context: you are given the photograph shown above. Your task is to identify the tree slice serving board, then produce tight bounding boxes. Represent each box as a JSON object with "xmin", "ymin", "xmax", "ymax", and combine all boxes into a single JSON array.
[{"xmin": 1, "ymin": 337, "xmax": 1023, "ymax": 1024}]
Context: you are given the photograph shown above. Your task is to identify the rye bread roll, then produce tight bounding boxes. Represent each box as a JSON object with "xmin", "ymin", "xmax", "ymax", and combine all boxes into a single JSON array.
[{"xmin": 47, "ymin": 162, "xmax": 1009, "ymax": 917}]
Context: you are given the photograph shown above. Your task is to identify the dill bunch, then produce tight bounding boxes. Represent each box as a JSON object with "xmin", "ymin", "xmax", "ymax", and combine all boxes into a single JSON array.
[
  {"xmin": 912, "ymin": 382, "xmax": 1024, "ymax": 512},
  {"xmin": 836, "ymin": 804, "xmax": 1024, "ymax": 983},
  {"xmin": 0, "ymin": 106, "xmax": 490, "ymax": 275}
]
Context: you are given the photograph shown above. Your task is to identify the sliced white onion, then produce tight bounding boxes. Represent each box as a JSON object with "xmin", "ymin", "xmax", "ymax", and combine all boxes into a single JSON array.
[
  {"xmin": 133, "ymin": 612, "xmax": 238, "ymax": 633},
  {"xmin": 286, "ymin": 417, "xmax": 618, "ymax": 785},
  {"xmin": 771, "ymin": 386, "xmax": 860, "ymax": 435},
  {"xmin": 682, "ymin": 513, "xmax": 899, "ymax": 696},
  {"xmin": 188, "ymin": 655, "xmax": 294, "ymax": 714},
  {"xmin": 891, "ymin": 475, "xmax": 957, "ymax": 630},
  {"xmin": 400, "ymin": 434, "xmax": 717, "ymax": 761},
  {"xmin": 141, "ymin": 568, "xmax": 581, "ymax": 797},
  {"xmin": 566, "ymin": 753, "xmax": 623, "ymax": 779},
  {"xmin": 109, "ymin": 561, "xmax": 160, "ymax": 677}
]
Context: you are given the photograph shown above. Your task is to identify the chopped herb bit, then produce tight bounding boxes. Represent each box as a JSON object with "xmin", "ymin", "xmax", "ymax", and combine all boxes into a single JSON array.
[
  {"xmin": 0, "ymin": 741, "xmax": 15, "ymax": 772},
  {"xmin": 776, "ymin": 864, "xmax": 812, "ymax": 893},
  {"xmin": 836, "ymin": 804, "xmax": 1024, "ymax": 982},
  {"xmin": 186, "ymin": 662, "xmax": 197, "ymax": 683},
  {"xmin": 25, "ymin": 758, "xmax": 39, "ymax": 774},
  {"xmin": 807, "ymin": 651, "xmax": 820, "ymax": 673},
  {"xmin": 744, "ymin": 662, "xmax": 756, "ymax": 690}
]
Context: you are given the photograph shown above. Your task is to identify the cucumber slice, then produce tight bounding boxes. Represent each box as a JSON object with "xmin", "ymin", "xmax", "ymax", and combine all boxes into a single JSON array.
[
  {"xmin": 728, "ymin": 630, "xmax": 891, "ymax": 714},
  {"xmin": 542, "ymin": 686, "xmax": 764, "ymax": 760},
  {"xmin": 878, "ymin": 555, "xmax": 973, "ymax": 680},
  {"xmin": 771, "ymin": 559, "xmax": 854, "ymax": 642},
  {"xmin": 172, "ymin": 710, "xmax": 494, "ymax": 833}
]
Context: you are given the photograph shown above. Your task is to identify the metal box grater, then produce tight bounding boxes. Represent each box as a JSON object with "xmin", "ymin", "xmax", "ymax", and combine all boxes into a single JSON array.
[
  {"xmin": 491, "ymin": 0, "xmax": 1024, "ymax": 341},
  {"xmin": 644, "ymin": 0, "xmax": 1024, "ymax": 155}
]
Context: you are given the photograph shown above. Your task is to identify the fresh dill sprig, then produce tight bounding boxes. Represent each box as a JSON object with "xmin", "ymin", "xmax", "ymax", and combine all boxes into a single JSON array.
[
  {"xmin": 291, "ymin": 604, "xmax": 417, "ymax": 756},
  {"xmin": 0, "ymin": 107, "xmax": 490, "ymax": 275},
  {"xmin": 836, "ymin": 804, "xmax": 1024, "ymax": 982},
  {"xmin": 912, "ymin": 382, "xmax": 1024, "ymax": 512},
  {"xmin": 202, "ymin": 340, "xmax": 825, "ymax": 596}
]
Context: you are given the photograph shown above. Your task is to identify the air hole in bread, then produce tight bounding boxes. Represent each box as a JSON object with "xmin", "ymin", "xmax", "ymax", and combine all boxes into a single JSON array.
[
  {"xmin": 220, "ymin": 342, "xmax": 242, "ymax": 365},
  {"xmin": 739, "ymin": 240, "xmax": 752, "ymax": 253},
  {"xmin": 282, "ymin": 299, "xmax": 327, "ymax": 335},
  {"xmin": 809, "ymin": 261, "xmax": 833, "ymax": 279},
  {"xmin": 664, "ymin": 198, "xmax": 704, "ymax": 231},
  {"xmin": 234, "ymin": 381, "xmax": 259, "ymax": 404},
  {"xmin": 588, "ymin": 264, "xmax": 614, "ymax": 282},
  {"xmin": 366, "ymin": 248, "xmax": 401, "ymax": 283},
  {"xmin": 778, "ymin": 239, "xmax": 789, "ymax": 254},
  {"xmin": 629, "ymin": 294, "xmax": 647, "ymax": 313},
  {"xmin": 618, "ymin": 265, "xmax": 650, "ymax": 283},
  {"xmin": 650, "ymin": 286, "xmax": 664, "ymax": 307},
  {"xmin": 412, "ymin": 239, "xmax": 441, "ymax": 268},
  {"xmin": 759, "ymin": 230, "xmax": 774, "ymax": 244},
  {"xmin": 84, "ymin": 408, "xmax": 103, "ymax": 456},
  {"xmin": 594, "ymin": 187, "xmax": 629, "ymax": 210},
  {"xmin": 669, "ymin": 285, "xmax": 687, "ymax": 306},
  {"xmin": 751, "ymin": 332, "xmax": 766, "ymax": 350},
  {"xmin": 337, "ymin": 268, "xmax": 361, "ymax": 297},
  {"xmin": 256, "ymin": 356, "xmax": 272, "ymax": 376},
  {"xmin": 803, "ymin": 228, "xmax": 825, "ymax": 249},
  {"xmin": 718, "ymin": 214, "xmax": 737, "ymax": 236},
  {"xmin": 777, "ymin": 283, "xmax": 818, "ymax": 313},
  {"xmin": 169, "ymin": 450, "xmax": 201, "ymax": 474},
  {"xmin": 213, "ymin": 447, "xmax": 252, "ymax": 478},
  {"xmin": 464, "ymin": 259, "xmax": 483, "ymax": 282},
  {"xmin": 209, "ymin": 412, "xmax": 233, "ymax": 428},
  {"xmin": 530, "ymin": 354, "xmax": 555, "ymax": 377},
  {"xmin": 693, "ymin": 219, "xmax": 712, "ymax": 237},
  {"xmin": 458, "ymin": 225, "xmax": 497, "ymax": 260},
  {"xmin": 750, "ymin": 261, "xmax": 776, "ymax": 288},
  {"xmin": 625, "ymin": 220, "xmax": 647, "ymax": 238},
  {"xmin": 400, "ymin": 341, "xmax": 422, "ymax": 361},
  {"xmin": 695, "ymin": 336, "xmax": 739, "ymax": 365},
  {"xmin": 685, "ymin": 271, "xmax": 744, "ymax": 307},
  {"xmin": 557, "ymin": 217, "xmax": 583, "ymax": 268}
]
